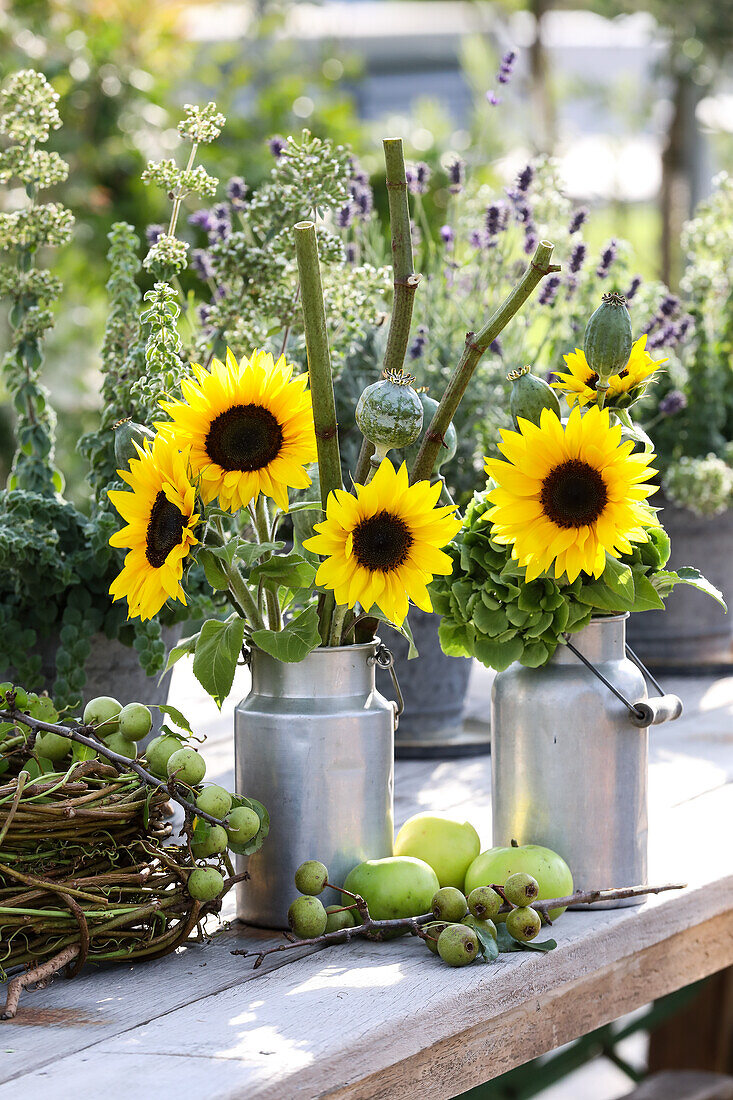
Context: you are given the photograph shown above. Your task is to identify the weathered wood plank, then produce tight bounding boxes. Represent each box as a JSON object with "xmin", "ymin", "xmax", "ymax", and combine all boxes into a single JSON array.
[{"xmin": 0, "ymin": 663, "xmax": 731, "ymax": 1099}]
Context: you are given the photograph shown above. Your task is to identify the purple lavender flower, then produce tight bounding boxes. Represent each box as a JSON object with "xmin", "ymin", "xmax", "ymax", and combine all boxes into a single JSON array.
[
  {"xmin": 352, "ymin": 186, "xmax": 373, "ymax": 219},
  {"xmin": 485, "ymin": 201, "xmax": 508, "ymax": 238},
  {"xmin": 538, "ymin": 275, "xmax": 561, "ymax": 306},
  {"xmin": 191, "ymin": 248, "xmax": 215, "ymax": 281},
  {"xmin": 409, "ymin": 325, "xmax": 428, "ymax": 360},
  {"xmin": 674, "ymin": 314, "xmax": 694, "ymax": 343},
  {"xmin": 597, "ymin": 239, "xmax": 618, "ymax": 278},
  {"xmin": 345, "ymin": 242, "xmax": 357, "ymax": 264},
  {"xmin": 659, "ymin": 389, "xmax": 688, "ymax": 417},
  {"xmin": 209, "ymin": 203, "xmax": 231, "ymax": 242},
  {"xmin": 523, "ymin": 225, "xmax": 538, "ymax": 254},
  {"xmin": 145, "ymin": 224, "xmax": 165, "ymax": 245},
  {"xmin": 490, "ymin": 338, "xmax": 503, "ymax": 356},
  {"xmin": 268, "ymin": 135, "xmax": 287, "ymax": 159},
  {"xmin": 469, "ymin": 229, "xmax": 484, "ymax": 249},
  {"xmin": 625, "ymin": 276, "xmax": 642, "ymax": 301},
  {"xmin": 545, "ymin": 370, "xmax": 560, "ymax": 384},
  {"xmin": 497, "ymin": 50, "xmax": 517, "ymax": 85},
  {"xmin": 197, "ymin": 303, "xmax": 211, "ymax": 325},
  {"xmin": 516, "ymin": 164, "xmax": 533, "ymax": 193},
  {"xmin": 337, "ymin": 203, "xmax": 354, "ymax": 229},
  {"xmin": 439, "ymin": 224, "xmax": 454, "ymax": 248},
  {"xmin": 659, "ymin": 294, "xmax": 680, "ymax": 318},
  {"xmin": 188, "ymin": 209, "xmax": 214, "ymax": 233},
  {"xmin": 446, "ymin": 155, "xmax": 466, "ymax": 194},
  {"xmin": 486, "ymin": 91, "xmax": 501, "ymax": 106},
  {"xmin": 226, "ymin": 176, "xmax": 247, "ymax": 210},
  {"xmin": 406, "ymin": 162, "xmax": 431, "ymax": 196},
  {"xmin": 569, "ymin": 242, "xmax": 587, "ymax": 274},
  {"xmin": 647, "ymin": 326, "xmax": 672, "ymax": 350},
  {"xmin": 568, "ymin": 207, "xmax": 588, "ymax": 235}
]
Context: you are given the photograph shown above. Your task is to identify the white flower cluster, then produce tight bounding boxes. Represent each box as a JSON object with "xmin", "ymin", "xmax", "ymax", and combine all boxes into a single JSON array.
[
  {"xmin": 142, "ymin": 159, "xmax": 218, "ymax": 200},
  {"xmin": 143, "ymin": 233, "xmax": 189, "ymax": 276},
  {"xmin": 680, "ymin": 173, "xmax": 733, "ymax": 305},
  {"xmin": 178, "ymin": 101, "xmax": 226, "ymax": 144},
  {"xmin": 0, "ymin": 69, "xmax": 61, "ymax": 144},
  {"xmin": 0, "ymin": 203, "xmax": 74, "ymax": 250},
  {"xmin": 664, "ymin": 453, "xmax": 733, "ymax": 517},
  {"xmin": 0, "ymin": 147, "xmax": 68, "ymax": 189}
]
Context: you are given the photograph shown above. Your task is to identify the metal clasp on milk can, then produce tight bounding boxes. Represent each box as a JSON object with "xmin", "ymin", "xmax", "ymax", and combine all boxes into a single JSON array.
[{"xmin": 368, "ymin": 643, "xmax": 404, "ymax": 730}]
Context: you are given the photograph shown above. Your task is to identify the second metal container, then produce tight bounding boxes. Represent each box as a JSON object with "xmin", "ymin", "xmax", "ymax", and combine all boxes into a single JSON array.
[
  {"xmin": 492, "ymin": 614, "xmax": 648, "ymax": 907},
  {"xmin": 234, "ymin": 640, "xmax": 395, "ymax": 929}
]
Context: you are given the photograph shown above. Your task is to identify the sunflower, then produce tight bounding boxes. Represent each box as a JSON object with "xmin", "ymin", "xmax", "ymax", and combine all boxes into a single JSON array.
[
  {"xmin": 551, "ymin": 335, "xmax": 667, "ymax": 409},
  {"xmin": 108, "ymin": 434, "xmax": 200, "ymax": 621},
  {"xmin": 303, "ymin": 459, "xmax": 461, "ymax": 627},
  {"xmin": 157, "ymin": 348, "xmax": 317, "ymax": 513},
  {"xmin": 484, "ymin": 406, "xmax": 658, "ymax": 583}
]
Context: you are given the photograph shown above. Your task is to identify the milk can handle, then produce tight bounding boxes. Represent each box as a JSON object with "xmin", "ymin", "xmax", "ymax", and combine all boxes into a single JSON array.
[
  {"xmin": 565, "ymin": 639, "xmax": 683, "ymax": 728},
  {"xmin": 369, "ymin": 644, "xmax": 404, "ymax": 731}
]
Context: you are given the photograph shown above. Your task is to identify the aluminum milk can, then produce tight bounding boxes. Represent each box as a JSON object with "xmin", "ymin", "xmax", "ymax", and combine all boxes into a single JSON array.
[
  {"xmin": 492, "ymin": 614, "xmax": 680, "ymax": 907},
  {"xmin": 234, "ymin": 640, "xmax": 396, "ymax": 928}
]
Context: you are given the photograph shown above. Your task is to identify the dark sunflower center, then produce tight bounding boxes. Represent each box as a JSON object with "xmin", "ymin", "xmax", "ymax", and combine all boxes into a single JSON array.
[
  {"xmin": 146, "ymin": 491, "xmax": 186, "ymax": 568},
  {"xmin": 352, "ymin": 511, "xmax": 414, "ymax": 572},
  {"xmin": 205, "ymin": 404, "xmax": 283, "ymax": 472},
  {"xmin": 540, "ymin": 459, "xmax": 608, "ymax": 529}
]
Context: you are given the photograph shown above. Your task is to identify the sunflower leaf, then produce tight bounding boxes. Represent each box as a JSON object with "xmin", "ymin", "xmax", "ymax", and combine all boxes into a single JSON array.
[
  {"xmin": 198, "ymin": 547, "xmax": 231, "ymax": 591},
  {"xmin": 250, "ymin": 604, "xmax": 321, "ymax": 663},
  {"xmin": 366, "ymin": 609, "xmax": 419, "ymax": 659},
  {"xmin": 162, "ymin": 630, "xmax": 200, "ymax": 677},
  {"xmin": 652, "ymin": 567, "xmax": 726, "ymax": 609},
  {"xmin": 249, "ymin": 551, "xmax": 316, "ymax": 593},
  {"xmin": 192, "ymin": 615, "xmax": 246, "ymax": 708}
]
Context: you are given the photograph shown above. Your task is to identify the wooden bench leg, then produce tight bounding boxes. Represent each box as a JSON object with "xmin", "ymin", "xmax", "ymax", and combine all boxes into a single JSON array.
[{"xmin": 648, "ymin": 966, "xmax": 733, "ymax": 1075}]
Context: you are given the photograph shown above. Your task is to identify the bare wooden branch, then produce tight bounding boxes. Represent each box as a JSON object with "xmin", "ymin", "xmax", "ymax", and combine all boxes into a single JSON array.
[{"xmin": 232, "ymin": 882, "xmax": 686, "ymax": 969}]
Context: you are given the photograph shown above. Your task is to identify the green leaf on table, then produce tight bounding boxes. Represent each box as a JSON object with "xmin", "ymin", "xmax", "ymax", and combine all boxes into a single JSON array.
[
  {"xmin": 250, "ymin": 604, "xmax": 321, "ymax": 663},
  {"xmin": 192, "ymin": 616, "xmax": 246, "ymax": 708},
  {"xmin": 652, "ymin": 567, "xmax": 726, "ymax": 609},
  {"xmin": 496, "ymin": 923, "xmax": 557, "ymax": 953},
  {"xmin": 475, "ymin": 926, "xmax": 500, "ymax": 963},
  {"xmin": 250, "ymin": 551, "xmax": 316, "ymax": 593},
  {"xmin": 156, "ymin": 704, "xmax": 194, "ymax": 736}
]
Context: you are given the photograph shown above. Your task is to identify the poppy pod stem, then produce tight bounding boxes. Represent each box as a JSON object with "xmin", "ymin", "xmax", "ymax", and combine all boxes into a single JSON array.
[
  {"xmin": 410, "ymin": 240, "xmax": 561, "ymax": 485},
  {"xmin": 355, "ymin": 139, "xmax": 421, "ymax": 485},
  {"xmin": 294, "ymin": 220, "xmax": 344, "ymax": 645}
]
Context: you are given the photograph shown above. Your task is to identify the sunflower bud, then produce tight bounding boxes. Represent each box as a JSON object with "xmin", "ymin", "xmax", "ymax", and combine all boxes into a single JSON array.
[
  {"xmin": 508, "ymin": 366, "xmax": 561, "ymax": 429},
  {"xmin": 113, "ymin": 418, "xmax": 155, "ymax": 472},
  {"xmin": 356, "ymin": 369, "xmax": 423, "ymax": 453},
  {"xmin": 584, "ymin": 292, "xmax": 632, "ymax": 386}
]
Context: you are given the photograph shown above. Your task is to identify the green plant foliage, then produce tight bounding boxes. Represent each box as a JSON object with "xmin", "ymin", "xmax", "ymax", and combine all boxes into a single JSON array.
[{"xmin": 430, "ymin": 488, "xmax": 723, "ymax": 673}]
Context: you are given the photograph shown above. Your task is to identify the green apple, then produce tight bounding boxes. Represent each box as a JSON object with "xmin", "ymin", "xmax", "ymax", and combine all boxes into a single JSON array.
[
  {"xmin": 464, "ymin": 843, "xmax": 573, "ymax": 922},
  {"xmin": 393, "ymin": 812, "xmax": 481, "ymax": 890},
  {"xmin": 342, "ymin": 856, "xmax": 440, "ymax": 921}
]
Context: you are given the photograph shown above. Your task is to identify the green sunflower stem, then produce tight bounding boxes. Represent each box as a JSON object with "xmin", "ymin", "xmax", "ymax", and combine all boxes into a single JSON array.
[
  {"xmin": 254, "ymin": 495, "xmax": 282, "ymax": 630},
  {"xmin": 354, "ymin": 435, "xmax": 375, "ymax": 485},
  {"xmin": 409, "ymin": 240, "xmax": 561, "ymax": 485},
  {"xmin": 328, "ymin": 605, "xmax": 349, "ymax": 648},
  {"xmin": 224, "ymin": 561, "xmax": 266, "ymax": 633},
  {"xmin": 294, "ymin": 220, "xmax": 343, "ymax": 647}
]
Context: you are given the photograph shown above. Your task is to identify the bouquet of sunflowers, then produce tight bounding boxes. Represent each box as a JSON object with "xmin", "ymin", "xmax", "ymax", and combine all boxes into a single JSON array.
[
  {"xmin": 433, "ymin": 293, "xmax": 726, "ymax": 671},
  {"xmin": 107, "ymin": 136, "xmax": 562, "ymax": 705}
]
